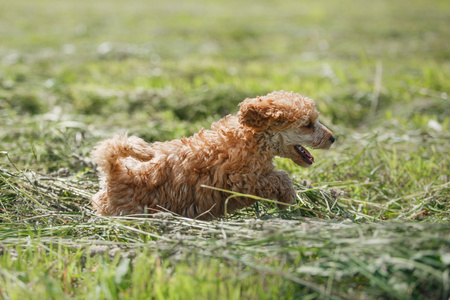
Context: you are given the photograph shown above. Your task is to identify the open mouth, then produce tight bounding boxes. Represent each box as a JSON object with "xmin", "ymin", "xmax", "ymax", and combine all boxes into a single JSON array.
[{"xmin": 294, "ymin": 145, "xmax": 314, "ymax": 165}]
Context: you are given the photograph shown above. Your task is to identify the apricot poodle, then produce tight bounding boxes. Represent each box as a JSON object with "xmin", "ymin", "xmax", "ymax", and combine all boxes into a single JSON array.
[{"xmin": 91, "ymin": 91, "xmax": 335, "ymax": 220}]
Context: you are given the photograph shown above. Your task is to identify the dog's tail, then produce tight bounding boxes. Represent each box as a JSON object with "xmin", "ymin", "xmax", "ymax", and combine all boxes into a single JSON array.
[{"xmin": 92, "ymin": 134, "xmax": 155, "ymax": 174}]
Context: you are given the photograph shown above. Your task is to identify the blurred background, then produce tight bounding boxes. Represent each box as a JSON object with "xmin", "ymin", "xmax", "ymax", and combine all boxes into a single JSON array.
[{"xmin": 0, "ymin": 0, "xmax": 449, "ymax": 171}]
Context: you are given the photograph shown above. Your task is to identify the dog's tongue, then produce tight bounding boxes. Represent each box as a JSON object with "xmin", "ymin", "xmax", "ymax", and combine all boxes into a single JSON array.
[{"xmin": 294, "ymin": 145, "xmax": 315, "ymax": 164}]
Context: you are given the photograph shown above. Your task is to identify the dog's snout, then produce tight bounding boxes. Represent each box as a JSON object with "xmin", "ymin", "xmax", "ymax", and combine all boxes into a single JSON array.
[{"xmin": 329, "ymin": 136, "xmax": 335, "ymax": 144}]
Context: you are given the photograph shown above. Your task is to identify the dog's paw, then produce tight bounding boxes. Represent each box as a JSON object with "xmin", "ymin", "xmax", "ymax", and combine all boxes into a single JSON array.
[{"xmin": 276, "ymin": 186, "xmax": 296, "ymax": 210}]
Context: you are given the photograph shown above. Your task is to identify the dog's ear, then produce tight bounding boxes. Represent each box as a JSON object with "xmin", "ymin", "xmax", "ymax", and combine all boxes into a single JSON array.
[
  {"xmin": 238, "ymin": 96, "xmax": 284, "ymax": 131},
  {"xmin": 238, "ymin": 91, "xmax": 318, "ymax": 131}
]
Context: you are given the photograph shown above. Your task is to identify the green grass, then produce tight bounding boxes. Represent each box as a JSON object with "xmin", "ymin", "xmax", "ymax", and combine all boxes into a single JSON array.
[{"xmin": 1, "ymin": 0, "xmax": 449, "ymax": 298}]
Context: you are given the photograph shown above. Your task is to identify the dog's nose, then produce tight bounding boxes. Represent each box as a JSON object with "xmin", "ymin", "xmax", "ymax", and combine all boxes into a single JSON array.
[{"xmin": 329, "ymin": 136, "xmax": 335, "ymax": 144}]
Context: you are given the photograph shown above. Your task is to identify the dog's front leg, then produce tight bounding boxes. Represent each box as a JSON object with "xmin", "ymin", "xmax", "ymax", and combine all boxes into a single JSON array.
[{"xmin": 255, "ymin": 170, "xmax": 297, "ymax": 210}]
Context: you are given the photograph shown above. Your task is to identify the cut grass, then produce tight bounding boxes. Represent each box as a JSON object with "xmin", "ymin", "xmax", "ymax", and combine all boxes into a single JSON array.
[
  {"xmin": 1, "ymin": 215, "xmax": 449, "ymax": 299},
  {"xmin": 1, "ymin": 0, "xmax": 449, "ymax": 298}
]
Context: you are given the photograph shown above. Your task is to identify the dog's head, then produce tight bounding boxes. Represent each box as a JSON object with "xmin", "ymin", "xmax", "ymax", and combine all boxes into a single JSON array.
[{"xmin": 238, "ymin": 91, "xmax": 335, "ymax": 167}]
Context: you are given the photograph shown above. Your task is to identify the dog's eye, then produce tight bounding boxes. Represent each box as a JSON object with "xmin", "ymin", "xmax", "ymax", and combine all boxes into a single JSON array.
[{"xmin": 305, "ymin": 122, "xmax": 313, "ymax": 129}]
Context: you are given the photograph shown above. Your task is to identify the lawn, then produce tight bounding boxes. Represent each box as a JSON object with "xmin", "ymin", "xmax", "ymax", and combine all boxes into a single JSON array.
[{"xmin": 0, "ymin": 0, "xmax": 449, "ymax": 299}]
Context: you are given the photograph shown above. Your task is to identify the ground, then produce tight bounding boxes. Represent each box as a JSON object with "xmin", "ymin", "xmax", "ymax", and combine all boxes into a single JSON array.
[{"xmin": 0, "ymin": 0, "xmax": 449, "ymax": 299}]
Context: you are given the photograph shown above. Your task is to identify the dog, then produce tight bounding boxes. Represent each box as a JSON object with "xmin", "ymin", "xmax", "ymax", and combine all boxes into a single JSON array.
[{"xmin": 91, "ymin": 91, "xmax": 335, "ymax": 220}]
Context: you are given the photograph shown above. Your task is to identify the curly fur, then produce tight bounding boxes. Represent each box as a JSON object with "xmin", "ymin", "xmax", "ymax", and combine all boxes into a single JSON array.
[{"xmin": 91, "ymin": 91, "xmax": 335, "ymax": 220}]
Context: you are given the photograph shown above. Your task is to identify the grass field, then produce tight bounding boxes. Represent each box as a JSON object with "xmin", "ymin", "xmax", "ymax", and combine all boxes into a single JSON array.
[{"xmin": 1, "ymin": 0, "xmax": 449, "ymax": 298}]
